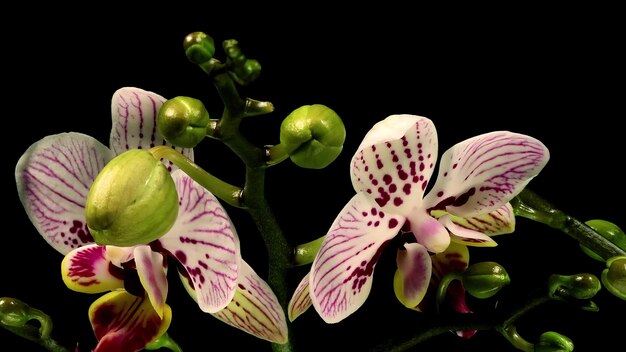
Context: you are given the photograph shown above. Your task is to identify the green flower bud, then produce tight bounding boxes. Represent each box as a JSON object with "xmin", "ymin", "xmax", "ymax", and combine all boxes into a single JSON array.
[
  {"xmin": 548, "ymin": 273, "xmax": 601, "ymax": 301},
  {"xmin": 462, "ymin": 261, "xmax": 510, "ymax": 299},
  {"xmin": 86, "ymin": 149, "xmax": 178, "ymax": 247},
  {"xmin": 157, "ymin": 96, "xmax": 210, "ymax": 148},
  {"xmin": 601, "ymin": 256, "xmax": 626, "ymax": 300},
  {"xmin": 183, "ymin": 32, "xmax": 215, "ymax": 65},
  {"xmin": 0, "ymin": 297, "xmax": 52, "ymax": 338},
  {"xmin": 280, "ymin": 104, "xmax": 346, "ymax": 169},
  {"xmin": 534, "ymin": 331, "xmax": 574, "ymax": 352},
  {"xmin": 580, "ymin": 219, "xmax": 626, "ymax": 261}
]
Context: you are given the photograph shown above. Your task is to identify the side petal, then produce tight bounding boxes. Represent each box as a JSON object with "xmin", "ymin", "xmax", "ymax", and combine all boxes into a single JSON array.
[
  {"xmin": 159, "ymin": 170, "xmax": 240, "ymax": 313},
  {"xmin": 351, "ymin": 115, "xmax": 438, "ymax": 215},
  {"xmin": 288, "ymin": 272, "xmax": 312, "ymax": 322},
  {"xmin": 439, "ymin": 215, "xmax": 498, "ymax": 247},
  {"xmin": 109, "ymin": 87, "xmax": 194, "ymax": 170},
  {"xmin": 134, "ymin": 246, "xmax": 168, "ymax": 319},
  {"xmin": 424, "ymin": 131, "xmax": 549, "ymax": 217},
  {"xmin": 432, "ymin": 241, "xmax": 470, "ymax": 279},
  {"xmin": 61, "ymin": 244, "xmax": 125, "ymax": 293},
  {"xmin": 432, "ymin": 203, "xmax": 515, "ymax": 237},
  {"xmin": 211, "ymin": 260, "xmax": 289, "ymax": 344},
  {"xmin": 89, "ymin": 290, "xmax": 172, "ymax": 352},
  {"xmin": 393, "ymin": 243, "xmax": 432, "ymax": 309},
  {"xmin": 16, "ymin": 133, "xmax": 113, "ymax": 254},
  {"xmin": 310, "ymin": 193, "xmax": 405, "ymax": 323}
]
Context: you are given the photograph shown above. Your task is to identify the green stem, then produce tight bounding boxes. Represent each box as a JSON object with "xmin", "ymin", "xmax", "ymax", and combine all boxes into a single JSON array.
[
  {"xmin": 208, "ymin": 70, "xmax": 295, "ymax": 352},
  {"xmin": 149, "ymin": 146, "xmax": 243, "ymax": 208},
  {"xmin": 293, "ymin": 236, "xmax": 325, "ymax": 266},
  {"xmin": 2, "ymin": 325, "xmax": 68, "ymax": 352},
  {"xmin": 436, "ymin": 272, "xmax": 462, "ymax": 314},
  {"xmin": 511, "ymin": 188, "xmax": 626, "ymax": 260},
  {"xmin": 266, "ymin": 144, "xmax": 290, "ymax": 167}
]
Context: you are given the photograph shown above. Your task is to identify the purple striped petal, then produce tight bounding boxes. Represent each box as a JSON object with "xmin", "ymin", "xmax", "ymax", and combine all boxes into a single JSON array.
[
  {"xmin": 432, "ymin": 203, "xmax": 515, "ymax": 237},
  {"xmin": 288, "ymin": 272, "xmax": 312, "ymax": 322},
  {"xmin": 423, "ymin": 131, "xmax": 549, "ymax": 217},
  {"xmin": 393, "ymin": 243, "xmax": 432, "ymax": 309},
  {"xmin": 15, "ymin": 133, "xmax": 113, "ymax": 254},
  {"xmin": 159, "ymin": 170, "xmax": 240, "ymax": 313},
  {"xmin": 89, "ymin": 290, "xmax": 172, "ymax": 352},
  {"xmin": 134, "ymin": 245, "xmax": 168, "ymax": 319},
  {"xmin": 310, "ymin": 193, "xmax": 405, "ymax": 323},
  {"xmin": 212, "ymin": 260, "xmax": 288, "ymax": 344},
  {"xmin": 439, "ymin": 215, "xmax": 498, "ymax": 247},
  {"xmin": 109, "ymin": 87, "xmax": 194, "ymax": 171},
  {"xmin": 61, "ymin": 244, "xmax": 124, "ymax": 293},
  {"xmin": 351, "ymin": 115, "xmax": 438, "ymax": 215}
]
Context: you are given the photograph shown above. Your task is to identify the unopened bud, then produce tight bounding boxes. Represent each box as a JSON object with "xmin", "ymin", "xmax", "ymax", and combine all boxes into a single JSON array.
[
  {"xmin": 184, "ymin": 32, "xmax": 216, "ymax": 65},
  {"xmin": 158, "ymin": 96, "xmax": 210, "ymax": 148},
  {"xmin": 462, "ymin": 261, "xmax": 510, "ymax": 299},
  {"xmin": 601, "ymin": 256, "xmax": 626, "ymax": 300},
  {"xmin": 534, "ymin": 331, "xmax": 574, "ymax": 352}
]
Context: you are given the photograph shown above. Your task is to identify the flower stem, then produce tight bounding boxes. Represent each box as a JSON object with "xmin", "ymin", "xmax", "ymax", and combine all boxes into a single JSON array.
[
  {"xmin": 511, "ymin": 188, "xmax": 626, "ymax": 260},
  {"xmin": 149, "ymin": 146, "xmax": 243, "ymax": 209}
]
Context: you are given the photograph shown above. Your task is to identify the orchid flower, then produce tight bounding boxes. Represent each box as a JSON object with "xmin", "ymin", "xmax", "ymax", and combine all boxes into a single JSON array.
[
  {"xmin": 289, "ymin": 114, "xmax": 549, "ymax": 323},
  {"xmin": 15, "ymin": 87, "xmax": 287, "ymax": 350}
]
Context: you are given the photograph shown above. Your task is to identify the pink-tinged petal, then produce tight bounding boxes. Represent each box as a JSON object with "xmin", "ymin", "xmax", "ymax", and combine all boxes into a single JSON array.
[
  {"xmin": 409, "ymin": 213, "xmax": 451, "ymax": 253},
  {"xmin": 212, "ymin": 260, "xmax": 288, "ymax": 344},
  {"xmin": 424, "ymin": 131, "xmax": 549, "ymax": 217},
  {"xmin": 351, "ymin": 115, "xmax": 438, "ymax": 215},
  {"xmin": 61, "ymin": 244, "xmax": 124, "ymax": 293},
  {"xmin": 439, "ymin": 214, "xmax": 498, "ymax": 247},
  {"xmin": 310, "ymin": 193, "xmax": 405, "ymax": 323},
  {"xmin": 134, "ymin": 246, "xmax": 168, "ymax": 319},
  {"xmin": 393, "ymin": 243, "xmax": 432, "ymax": 309},
  {"xmin": 159, "ymin": 170, "xmax": 240, "ymax": 313},
  {"xmin": 288, "ymin": 272, "xmax": 312, "ymax": 322},
  {"xmin": 89, "ymin": 290, "xmax": 172, "ymax": 352},
  {"xmin": 432, "ymin": 202, "xmax": 515, "ymax": 237},
  {"xmin": 109, "ymin": 87, "xmax": 194, "ymax": 171},
  {"xmin": 15, "ymin": 133, "xmax": 113, "ymax": 255}
]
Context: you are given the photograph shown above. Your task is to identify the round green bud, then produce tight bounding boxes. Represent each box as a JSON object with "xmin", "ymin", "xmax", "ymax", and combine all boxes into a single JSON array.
[
  {"xmin": 183, "ymin": 32, "xmax": 215, "ymax": 65},
  {"xmin": 534, "ymin": 331, "xmax": 574, "ymax": 352},
  {"xmin": 462, "ymin": 261, "xmax": 510, "ymax": 299},
  {"xmin": 157, "ymin": 96, "xmax": 210, "ymax": 148},
  {"xmin": 86, "ymin": 149, "xmax": 178, "ymax": 247},
  {"xmin": 280, "ymin": 104, "xmax": 346, "ymax": 169},
  {"xmin": 548, "ymin": 273, "xmax": 601, "ymax": 300},
  {"xmin": 601, "ymin": 256, "xmax": 626, "ymax": 300},
  {"xmin": 229, "ymin": 59, "xmax": 262, "ymax": 85},
  {"xmin": 580, "ymin": 219, "xmax": 626, "ymax": 261}
]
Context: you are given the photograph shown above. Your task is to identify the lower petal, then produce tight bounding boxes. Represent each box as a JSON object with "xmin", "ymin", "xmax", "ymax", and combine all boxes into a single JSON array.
[
  {"xmin": 393, "ymin": 243, "xmax": 432, "ymax": 309},
  {"xmin": 61, "ymin": 244, "xmax": 124, "ymax": 293},
  {"xmin": 410, "ymin": 214, "xmax": 451, "ymax": 253},
  {"xmin": 310, "ymin": 193, "xmax": 405, "ymax": 323},
  {"xmin": 89, "ymin": 290, "xmax": 172, "ymax": 352},
  {"xmin": 288, "ymin": 273, "xmax": 312, "ymax": 322}
]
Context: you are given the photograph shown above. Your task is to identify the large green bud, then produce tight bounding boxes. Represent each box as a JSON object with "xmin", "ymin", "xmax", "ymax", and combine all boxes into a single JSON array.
[
  {"xmin": 158, "ymin": 96, "xmax": 210, "ymax": 148},
  {"xmin": 184, "ymin": 32, "xmax": 215, "ymax": 65},
  {"xmin": 535, "ymin": 331, "xmax": 574, "ymax": 352},
  {"xmin": 86, "ymin": 149, "xmax": 178, "ymax": 247},
  {"xmin": 280, "ymin": 104, "xmax": 346, "ymax": 169},
  {"xmin": 462, "ymin": 261, "xmax": 510, "ymax": 299}
]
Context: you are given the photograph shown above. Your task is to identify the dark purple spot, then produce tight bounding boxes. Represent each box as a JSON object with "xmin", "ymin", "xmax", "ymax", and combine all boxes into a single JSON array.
[
  {"xmin": 397, "ymin": 169, "xmax": 408, "ymax": 180},
  {"xmin": 437, "ymin": 191, "xmax": 444, "ymax": 197},
  {"xmin": 376, "ymin": 160, "xmax": 384, "ymax": 169},
  {"xmin": 402, "ymin": 184, "xmax": 411, "ymax": 195},
  {"xmin": 374, "ymin": 221, "xmax": 380, "ymax": 227},
  {"xmin": 362, "ymin": 211, "xmax": 368, "ymax": 217},
  {"xmin": 393, "ymin": 197, "xmax": 403, "ymax": 206},
  {"xmin": 383, "ymin": 174, "xmax": 392, "ymax": 185},
  {"xmin": 175, "ymin": 250, "xmax": 187, "ymax": 264},
  {"xmin": 389, "ymin": 219, "xmax": 398, "ymax": 228},
  {"xmin": 453, "ymin": 163, "xmax": 458, "ymax": 169},
  {"xmin": 389, "ymin": 184, "xmax": 397, "ymax": 193},
  {"xmin": 371, "ymin": 208, "xmax": 378, "ymax": 215}
]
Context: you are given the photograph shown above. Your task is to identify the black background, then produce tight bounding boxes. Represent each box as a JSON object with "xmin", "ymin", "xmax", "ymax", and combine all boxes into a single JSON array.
[{"xmin": 3, "ymin": 4, "xmax": 624, "ymax": 351}]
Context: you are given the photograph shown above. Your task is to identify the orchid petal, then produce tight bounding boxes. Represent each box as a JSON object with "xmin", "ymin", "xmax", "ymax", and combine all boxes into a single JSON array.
[
  {"xmin": 134, "ymin": 246, "xmax": 168, "ymax": 319},
  {"xmin": 432, "ymin": 202, "xmax": 515, "ymax": 237},
  {"xmin": 109, "ymin": 87, "xmax": 194, "ymax": 171},
  {"xmin": 160, "ymin": 170, "xmax": 240, "ymax": 313},
  {"xmin": 393, "ymin": 243, "xmax": 432, "ymax": 309},
  {"xmin": 423, "ymin": 131, "xmax": 549, "ymax": 217},
  {"xmin": 15, "ymin": 132, "xmax": 113, "ymax": 255},
  {"xmin": 439, "ymin": 214, "xmax": 498, "ymax": 247},
  {"xmin": 89, "ymin": 290, "xmax": 171, "ymax": 352},
  {"xmin": 61, "ymin": 244, "xmax": 124, "ymax": 293},
  {"xmin": 351, "ymin": 115, "xmax": 438, "ymax": 214},
  {"xmin": 288, "ymin": 272, "xmax": 313, "ymax": 322},
  {"xmin": 212, "ymin": 260, "xmax": 288, "ymax": 344},
  {"xmin": 310, "ymin": 193, "xmax": 405, "ymax": 323}
]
